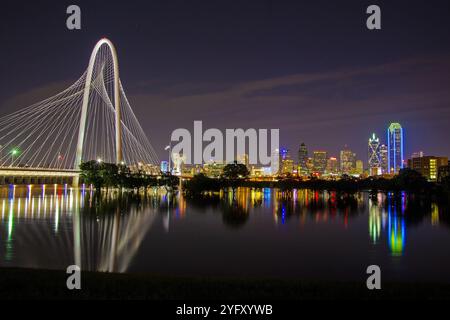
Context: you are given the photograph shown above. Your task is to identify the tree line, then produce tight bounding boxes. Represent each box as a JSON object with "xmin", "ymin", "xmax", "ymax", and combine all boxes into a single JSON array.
[
  {"xmin": 79, "ymin": 160, "xmax": 179, "ymax": 190},
  {"xmin": 184, "ymin": 164, "xmax": 450, "ymax": 201}
]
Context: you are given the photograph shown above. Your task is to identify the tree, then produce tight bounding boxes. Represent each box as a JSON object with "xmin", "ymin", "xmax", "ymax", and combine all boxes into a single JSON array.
[
  {"xmin": 222, "ymin": 161, "xmax": 250, "ymax": 180},
  {"xmin": 184, "ymin": 173, "xmax": 220, "ymax": 196},
  {"xmin": 79, "ymin": 160, "xmax": 104, "ymax": 190},
  {"xmin": 394, "ymin": 168, "xmax": 428, "ymax": 192},
  {"xmin": 99, "ymin": 162, "xmax": 120, "ymax": 189}
]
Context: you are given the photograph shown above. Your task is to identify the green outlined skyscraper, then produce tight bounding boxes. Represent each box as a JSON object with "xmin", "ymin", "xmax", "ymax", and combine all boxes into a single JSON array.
[{"xmin": 387, "ymin": 123, "xmax": 404, "ymax": 174}]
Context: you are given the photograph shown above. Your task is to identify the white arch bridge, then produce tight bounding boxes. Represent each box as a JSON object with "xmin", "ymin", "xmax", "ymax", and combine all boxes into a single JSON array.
[{"xmin": 0, "ymin": 39, "xmax": 159, "ymax": 185}]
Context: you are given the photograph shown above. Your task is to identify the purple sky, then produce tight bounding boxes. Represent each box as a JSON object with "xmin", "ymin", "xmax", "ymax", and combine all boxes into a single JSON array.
[{"xmin": 1, "ymin": 0, "xmax": 450, "ymax": 163}]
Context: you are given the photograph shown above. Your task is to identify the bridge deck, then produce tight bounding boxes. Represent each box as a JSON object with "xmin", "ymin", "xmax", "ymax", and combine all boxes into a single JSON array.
[{"xmin": 0, "ymin": 167, "xmax": 79, "ymax": 177}]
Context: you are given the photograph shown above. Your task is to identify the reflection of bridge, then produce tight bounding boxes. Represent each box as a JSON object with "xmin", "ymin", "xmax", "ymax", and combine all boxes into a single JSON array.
[
  {"xmin": 0, "ymin": 39, "xmax": 159, "ymax": 185},
  {"xmin": 1, "ymin": 186, "xmax": 159, "ymax": 272}
]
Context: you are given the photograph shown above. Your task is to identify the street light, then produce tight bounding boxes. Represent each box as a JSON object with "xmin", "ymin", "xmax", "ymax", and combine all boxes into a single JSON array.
[
  {"xmin": 97, "ymin": 157, "xmax": 103, "ymax": 163},
  {"xmin": 10, "ymin": 148, "xmax": 19, "ymax": 167}
]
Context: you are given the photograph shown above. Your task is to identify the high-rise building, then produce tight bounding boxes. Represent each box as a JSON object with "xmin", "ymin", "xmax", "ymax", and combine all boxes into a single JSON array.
[
  {"xmin": 438, "ymin": 163, "xmax": 450, "ymax": 183},
  {"xmin": 379, "ymin": 144, "xmax": 388, "ymax": 174},
  {"xmin": 326, "ymin": 157, "xmax": 338, "ymax": 174},
  {"xmin": 160, "ymin": 161, "xmax": 169, "ymax": 173},
  {"xmin": 368, "ymin": 133, "xmax": 381, "ymax": 175},
  {"xmin": 237, "ymin": 154, "xmax": 249, "ymax": 167},
  {"xmin": 407, "ymin": 156, "xmax": 448, "ymax": 181},
  {"xmin": 280, "ymin": 148, "xmax": 290, "ymax": 160},
  {"xmin": 355, "ymin": 160, "xmax": 364, "ymax": 175},
  {"xmin": 281, "ymin": 159, "xmax": 294, "ymax": 175},
  {"xmin": 203, "ymin": 160, "xmax": 225, "ymax": 178},
  {"xmin": 298, "ymin": 143, "xmax": 308, "ymax": 175},
  {"xmin": 411, "ymin": 151, "xmax": 424, "ymax": 159},
  {"xmin": 280, "ymin": 148, "xmax": 293, "ymax": 175},
  {"xmin": 313, "ymin": 151, "xmax": 327, "ymax": 175},
  {"xmin": 387, "ymin": 122, "xmax": 404, "ymax": 174},
  {"xmin": 306, "ymin": 157, "xmax": 314, "ymax": 174},
  {"xmin": 340, "ymin": 146, "xmax": 356, "ymax": 174}
]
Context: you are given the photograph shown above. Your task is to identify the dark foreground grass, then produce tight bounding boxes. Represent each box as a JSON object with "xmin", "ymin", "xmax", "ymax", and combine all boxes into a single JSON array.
[{"xmin": 1, "ymin": 267, "xmax": 450, "ymax": 300}]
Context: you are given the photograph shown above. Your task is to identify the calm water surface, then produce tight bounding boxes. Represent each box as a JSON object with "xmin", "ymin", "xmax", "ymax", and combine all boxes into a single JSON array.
[{"xmin": 1, "ymin": 185, "xmax": 450, "ymax": 282}]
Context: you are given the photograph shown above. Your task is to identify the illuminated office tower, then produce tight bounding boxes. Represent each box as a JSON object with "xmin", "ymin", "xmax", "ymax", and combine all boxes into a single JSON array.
[
  {"xmin": 306, "ymin": 157, "xmax": 314, "ymax": 174},
  {"xmin": 237, "ymin": 154, "xmax": 249, "ymax": 167},
  {"xmin": 298, "ymin": 143, "xmax": 309, "ymax": 175},
  {"xmin": 280, "ymin": 148, "xmax": 290, "ymax": 161},
  {"xmin": 160, "ymin": 161, "xmax": 169, "ymax": 173},
  {"xmin": 387, "ymin": 123, "xmax": 404, "ymax": 174},
  {"xmin": 280, "ymin": 148, "xmax": 293, "ymax": 175},
  {"xmin": 355, "ymin": 160, "xmax": 364, "ymax": 175},
  {"xmin": 326, "ymin": 157, "xmax": 338, "ymax": 174},
  {"xmin": 203, "ymin": 160, "xmax": 225, "ymax": 178},
  {"xmin": 340, "ymin": 146, "xmax": 356, "ymax": 174},
  {"xmin": 313, "ymin": 151, "xmax": 327, "ymax": 175},
  {"xmin": 368, "ymin": 133, "xmax": 381, "ymax": 175},
  {"xmin": 379, "ymin": 144, "xmax": 388, "ymax": 174},
  {"xmin": 407, "ymin": 156, "xmax": 448, "ymax": 182}
]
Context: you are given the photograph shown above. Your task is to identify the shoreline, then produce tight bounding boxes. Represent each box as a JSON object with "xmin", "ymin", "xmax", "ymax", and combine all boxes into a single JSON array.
[{"xmin": 1, "ymin": 267, "xmax": 450, "ymax": 300}]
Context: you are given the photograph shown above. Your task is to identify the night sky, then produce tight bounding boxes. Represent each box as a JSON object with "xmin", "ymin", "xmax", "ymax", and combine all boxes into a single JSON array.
[{"xmin": 1, "ymin": 0, "xmax": 450, "ymax": 162}]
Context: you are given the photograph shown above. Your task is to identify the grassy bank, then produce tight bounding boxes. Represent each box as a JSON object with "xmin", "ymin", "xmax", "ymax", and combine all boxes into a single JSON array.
[{"xmin": 1, "ymin": 268, "xmax": 450, "ymax": 300}]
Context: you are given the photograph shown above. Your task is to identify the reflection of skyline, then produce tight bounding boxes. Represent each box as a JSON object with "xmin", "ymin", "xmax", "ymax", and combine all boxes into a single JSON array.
[
  {"xmin": 369, "ymin": 193, "xmax": 405, "ymax": 256},
  {"xmin": 367, "ymin": 192, "xmax": 434, "ymax": 257},
  {"xmin": 386, "ymin": 193, "xmax": 406, "ymax": 257},
  {"xmin": 1, "ymin": 186, "xmax": 448, "ymax": 272}
]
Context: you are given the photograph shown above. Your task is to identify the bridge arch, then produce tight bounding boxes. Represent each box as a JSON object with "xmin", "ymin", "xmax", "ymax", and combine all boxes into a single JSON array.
[{"xmin": 74, "ymin": 38, "xmax": 122, "ymax": 171}]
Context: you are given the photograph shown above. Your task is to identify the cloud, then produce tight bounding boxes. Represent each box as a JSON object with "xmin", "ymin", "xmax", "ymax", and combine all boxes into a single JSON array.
[
  {"xmin": 2, "ymin": 54, "xmax": 449, "ymax": 159},
  {"xmin": 125, "ymin": 54, "xmax": 450, "ymax": 157},
  {"xmin": 0, "ymin": 80, "xmax": 76, "ymax": 116}
]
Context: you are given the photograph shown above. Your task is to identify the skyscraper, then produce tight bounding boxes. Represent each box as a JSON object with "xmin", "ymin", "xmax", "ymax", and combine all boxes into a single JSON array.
[
  {"xmin": 326, "ymin": 157, "xmax": 338, "ymax": 174},
  {"xmin": 387, "ymin": 122, "xmax": 404, "ymax": 174},
  {"xmin": 280, "ymin": 148, "xmax": 293, "ymax": 175},
  {"xmin": 306, "ymin": 157, "xmax": 314, "ymax": 174},
  {"xmin": 340, "ymin": 146, "xmax": 356, "ymax": 175},
  {"xmin": 368, "ymin": 133, "xmax": 381, "ymax": 175},
  {"xmin": 298, "ymin": 143, "xmax": 308, "ymax": 175},
  {"xmin": 379, "ymin": 144, "xmax": 388, "ymax": 174},
  {"xmin": 237, "ymin": 154, "xmax": 249, "ymax": 167},
  {"xmin": 313, "ymin": 151, "xmax": 327, "ymax": 175},
  {"xmin": 355, "ymin": 160, "xmax": 364, "ymax": 175}
]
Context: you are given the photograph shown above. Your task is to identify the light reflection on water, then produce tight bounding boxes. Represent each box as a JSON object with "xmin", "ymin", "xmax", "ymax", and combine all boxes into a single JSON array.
[{"xmin": 0, "ymin": 185, "xmax": 449, "ymax": 281}]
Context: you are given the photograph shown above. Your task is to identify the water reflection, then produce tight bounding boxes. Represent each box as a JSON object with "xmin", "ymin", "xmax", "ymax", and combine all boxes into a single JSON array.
[
  {"xmin": 0, "ymin": 185, "xmax": 163, "ymax": 272},
  {"xmin": 184, "ymin": 188, "xmax": 448, "ymax": 257},
  {"xmin": 0, "ymin": 186, "xmax": 449, "ymax": 274}
]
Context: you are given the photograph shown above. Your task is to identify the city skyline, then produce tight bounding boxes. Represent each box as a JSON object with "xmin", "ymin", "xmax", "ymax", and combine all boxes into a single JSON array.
[{"xmin": 1, "ymin": 0, "xmax": 450, "ymax": 304}]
